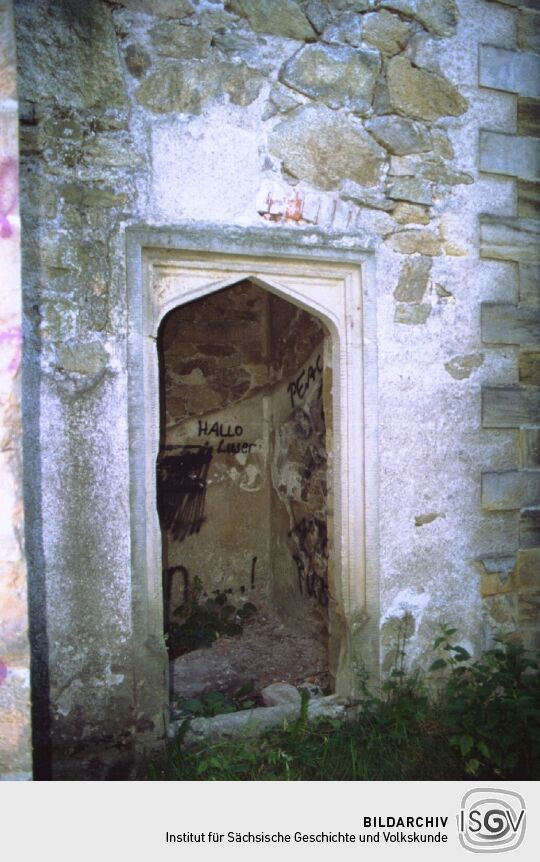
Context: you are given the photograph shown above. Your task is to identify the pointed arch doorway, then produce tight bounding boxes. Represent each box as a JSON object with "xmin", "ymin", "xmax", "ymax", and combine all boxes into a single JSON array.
[{"xmin": 126, "ymin": 226, "xmax": 379, "ymax": 741}]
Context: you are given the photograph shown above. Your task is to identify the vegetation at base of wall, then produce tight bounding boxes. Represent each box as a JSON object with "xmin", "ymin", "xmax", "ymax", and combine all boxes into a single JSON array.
[
  {"xmin": 166, "ymin": 575, "xmax": 257, "ymax": 657},
  {"xmin": 149, "ymin": 629, "xmax": 540, "ymax": 781},
  {"xmin": 172, "ymin": 682, "xmax": 257, "ymax": 720}
]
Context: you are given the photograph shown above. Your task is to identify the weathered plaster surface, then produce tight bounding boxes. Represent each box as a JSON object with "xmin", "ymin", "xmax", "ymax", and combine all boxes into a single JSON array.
[{"xmin": 10, "ymin": 0, "xmax": 538, "ymax": 776}]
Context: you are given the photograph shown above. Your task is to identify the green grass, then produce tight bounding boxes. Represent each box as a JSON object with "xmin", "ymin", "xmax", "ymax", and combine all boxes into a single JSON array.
[{"xmin": 148, "ymin": 633, "xmax": 540, "ymax": 782}]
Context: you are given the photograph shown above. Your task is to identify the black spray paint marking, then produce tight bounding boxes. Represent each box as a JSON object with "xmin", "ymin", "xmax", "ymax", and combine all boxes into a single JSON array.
[
  {"xmin": 288, "ymin": 517, "xmax": 329, "ymax": 607},
  {"xmin": 217, "ymin": 440, "xmax": 257, "ymax": 455},
  {"xmin": 287, "ymin": 353, "xmax": 323, "ymax": 409},
  {"xmin": 157, "ymin": 444, "xmax": 213, "ymax": 542},
  {"xmin": 251, "ymin": 556, "xmax": 257, "ymax": 590},
  {"xmin": 198, "ymin": 420, "xmax": 243, "ymax": 438}
]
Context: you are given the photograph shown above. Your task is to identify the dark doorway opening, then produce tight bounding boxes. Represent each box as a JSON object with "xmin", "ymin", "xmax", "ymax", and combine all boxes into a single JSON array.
[{"xmin": 156, "ymin": 279, "xmax": 332, "ymax": 710}]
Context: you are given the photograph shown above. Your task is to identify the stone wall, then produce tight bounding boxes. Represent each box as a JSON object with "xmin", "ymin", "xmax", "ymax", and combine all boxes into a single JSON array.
[
  {"xmin": 478, "ymin": 0, "xmax": 540, "ymax": 652},
  {"xmin": 0, "ymin": 0, "xmax": 32, "ymax": 781},
  {"xmin": 10, "ymin": 0, "xmax": 539, "ymax": 776}
]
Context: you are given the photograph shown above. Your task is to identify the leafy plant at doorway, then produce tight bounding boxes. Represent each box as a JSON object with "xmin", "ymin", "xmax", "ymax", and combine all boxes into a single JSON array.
[
  {"xmin": 166, "ymin": 575, "xmax": 256, "ymax": 658},
  {"xmin": 172, "ymin": 681, "xmax": 257, "ymax": 721},
  {"xmin": 157, "ymin": 443, "xmax": 212, "ymax": 542}
]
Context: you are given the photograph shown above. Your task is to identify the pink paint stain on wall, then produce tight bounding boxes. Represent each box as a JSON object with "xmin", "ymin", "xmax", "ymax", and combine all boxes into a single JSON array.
[
  {"xmin": 0, "ymin": 327, "xmax": 22, "ymax": 375},
  {"xmin": 0, "ymin": 158, "xmax": 19, "ymax": 239}
]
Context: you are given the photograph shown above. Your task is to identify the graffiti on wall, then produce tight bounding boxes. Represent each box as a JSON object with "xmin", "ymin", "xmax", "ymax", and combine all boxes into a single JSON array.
[
  {"xmin": 157, "ymin": 443, "xmax": 213, "ymax": 542},
  {"xmin": 197, "ymin": 418, "xmax": 257, "ymax": 455},
  {"xmin": 287, "ymin": 353, "xmax": 323, "ymax": 409},
  {"xmin": 288, "ymin": 516, "xmax": 329, "ymax": 607}
]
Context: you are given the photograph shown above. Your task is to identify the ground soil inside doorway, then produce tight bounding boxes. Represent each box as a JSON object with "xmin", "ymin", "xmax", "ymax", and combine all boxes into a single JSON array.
[{"xmin": 171, "ymin": 610, "xmax": 330, "ymax": 707}]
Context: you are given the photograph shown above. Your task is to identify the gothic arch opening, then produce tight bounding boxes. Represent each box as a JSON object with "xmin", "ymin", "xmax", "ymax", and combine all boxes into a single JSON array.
[{"xmin": 156, "ymin": 279, "xmax": 333, "ymax": 708}]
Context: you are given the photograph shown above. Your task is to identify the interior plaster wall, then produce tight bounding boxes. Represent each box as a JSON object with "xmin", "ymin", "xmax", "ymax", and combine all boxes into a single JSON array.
[{"xmin": 159, "ymin": 280, "xmax": 327, "ymax": 629}]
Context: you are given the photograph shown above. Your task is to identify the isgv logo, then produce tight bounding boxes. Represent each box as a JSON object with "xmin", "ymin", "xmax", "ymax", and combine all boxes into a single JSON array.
[{"xmin": 458, "ymin": 789, "xmax": 526, "ymax": 853}]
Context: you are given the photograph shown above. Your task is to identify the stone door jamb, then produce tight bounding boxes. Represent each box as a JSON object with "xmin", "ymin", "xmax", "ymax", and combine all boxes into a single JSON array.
[{"xmin": 126, "ymin": 225, "xmax": 380, "ymax": 739}]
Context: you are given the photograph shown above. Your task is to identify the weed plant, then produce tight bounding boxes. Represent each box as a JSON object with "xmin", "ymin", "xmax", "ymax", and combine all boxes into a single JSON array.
[{"xmin": 150, "ymin": 626, "xmax": 540, "ymax": 781}]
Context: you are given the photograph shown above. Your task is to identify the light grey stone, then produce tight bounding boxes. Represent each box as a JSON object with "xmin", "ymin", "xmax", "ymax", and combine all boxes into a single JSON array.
[
  {"xmin": 387, "ymin": 57, "xmax": 468, "ymax": 121},
  {"xmin": 262, "ymin": 83, "xmax": 303, "ymax": 120},
  {"xmin": 226, "ymin": 0, "xmax": 316, "ymax": 40},
  {"xmin": 391, "ymin": 229, "xmax": 442, "ymax": 255},
  {"xmin": 261, "ymin": 682, "xmax": 301, "ymax": 706},
  {"xmin": 481, "ymin": 470, "xmax": 540, "ymax": 511},
  {"xmin": 381, "ymin": 0, "xmax": 459, "ymax": 37},
  {"xmin": 480, "ymin": 131, "xmax": 540, "ymax": 183},
  {"xmin": 362, "ymin": 10, "xmax": 410, "ymax": 56},
  {"xmin": 481, "ymin": 303, "xmax": 540, "ymax": 347},
  {"xmin": 480, "ymin": 216, "xmax": 540, "ymax": 264},
  {"xmin": 420, "ymin": 158, "xmax": 473, "ymax": 185},
  {"xmin": 479, "ymin": 45, "xmax": 540, "ymax": 99},
  {"xmin": 135, "ymin": 60, "xmax": 264, "ymax": 114},
  {"xmin": 327, "ymin": 0, "xmax": 370, "ymax": 9},
  {"xmin": 480, "ymin": 556, "xmax": 516, "ymax": 576},
  {"xmin": 15, "ymin": 0, "xmax": 127, "ymax": 111},
  {"xmin": 150, "ymin": 22, "xmax": 212, "ymax": 59},
  {"xmin": 112, "ymin": 0, "xmax": 194, "ymax": 16},
  {"xmin": 394, "ymin": 256, "xmax": 432, "ymax": 302},
  {"xmin": 387, "ymin": 178, "xmax": 433, "ymax": 204},
  {"xmin": 279, "ymin": 43, "xmax": 380, "ymax": 113},
  {"xmin": 170, "ymin": 695, "xmax": 346, "ymax": 742},
  {"xmin": 444, "ymin": 353, "xmax": 484, "ymax": 380},
  {"xmin": 321, "ymin": 13, "xmax": 364, "ymax": 47},
  {"xmin": 340, "ymin": 179, "xmax": 395, "ymax": 211},
  {"xmin": 304, "ymin": 0, "xmax": 333, "ymax": 33},
  {"xmin": 269, "ymin": 105, "xmax": 386, "ymax": 190},
  {"xmin": 365, "ymin": 116, "xmax": 432, "ymax": 155},
  {"xmin": 56, "ymin": 341, "xmax": 108, "ymax": 376},
  {"xmin": 482, "ymin": 387, "xmax": 540, "ymax": 428},
  {"xmin": 394, "ymin": 303, "xmax": 432, "ymax": 324}
]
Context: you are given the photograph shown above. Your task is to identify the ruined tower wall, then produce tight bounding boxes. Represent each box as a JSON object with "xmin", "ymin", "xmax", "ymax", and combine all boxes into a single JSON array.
[{"xmin": 4, "ymin": 0, "xmax": 539, "ymax": 777}]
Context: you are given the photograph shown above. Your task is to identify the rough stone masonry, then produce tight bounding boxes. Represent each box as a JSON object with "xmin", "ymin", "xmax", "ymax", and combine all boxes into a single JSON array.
[{"xmin": 0, "ymin": 0, "xmax": 537, "ymax": 778}]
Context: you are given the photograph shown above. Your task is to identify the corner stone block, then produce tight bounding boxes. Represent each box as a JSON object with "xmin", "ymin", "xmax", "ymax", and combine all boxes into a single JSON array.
[
  {"xmin": 518, "ymin": 98, "xmax": 540, "ymax": 138},
  {"xmin": 519, "ymin": 510, "xmax": 540, "ymax": 549},
  {"xmin": 483, "ymin": 386, "xmax": 540, "ymax": 427},
  {"xmin": 480, "ymin": 131, "xmax": 540, "ymax": 182},
  {"xmin": 516, "ymin": 549, "xmax": 540, "ymax": 588},
  {"xmin": 484, "ymin": 0, "xmax": 540, "ymax": 11},
  {"xmin": 482, "ymin": 469, "xmax": 540, "ymax": 511},
  {"xmin": 518, "ymin": 180, "xmax": 540, "ymax": 219},
  {"xmin": 481, "ymin": 303, "xmax": 540, "ymax": 347},
  {"xmin": 479, "ymin": 45, "xmax": 540, "ymax": 99},
  {"xmin": 519, "ymin": 351, "xmax": 540, "ymax": 385},
  {"xmin": 519, "ymin": 264, "xmax": 540, "ymax": 306},
  {"xmin": 480, "ymin": 216, "xmax": 540, "ymax": 263},
  {"xmin": 521, "ymin": 428, "xmax": 540, "ymax": 468}
]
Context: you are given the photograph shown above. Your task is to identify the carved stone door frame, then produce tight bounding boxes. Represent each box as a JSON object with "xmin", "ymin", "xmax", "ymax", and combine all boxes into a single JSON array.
[{"xmin": 126, "ymin": 225, "xmax": 380, "ymax": 741}]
